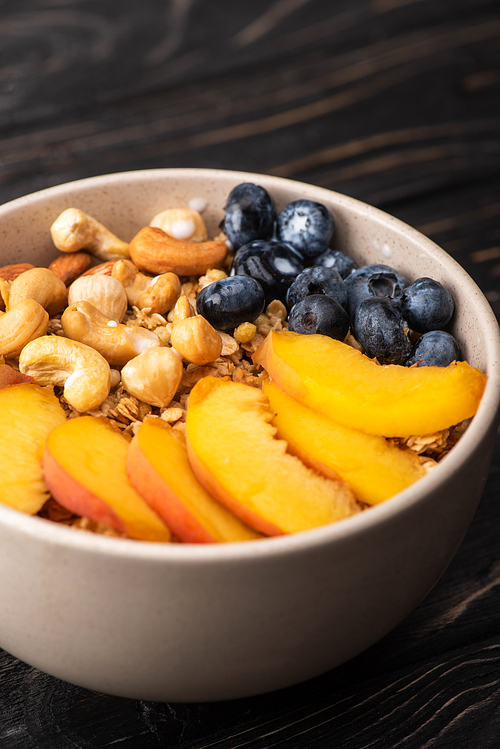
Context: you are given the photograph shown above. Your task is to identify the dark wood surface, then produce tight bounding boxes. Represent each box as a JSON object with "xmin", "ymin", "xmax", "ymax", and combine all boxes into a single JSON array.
[{"xmin": 0, "ymin": 1, "xmax": 499, "ymax": 746}]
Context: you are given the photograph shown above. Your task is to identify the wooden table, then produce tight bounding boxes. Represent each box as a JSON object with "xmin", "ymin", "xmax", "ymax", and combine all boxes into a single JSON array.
[{"xmin": 1, "ymin": 1, "xmax": 499, "ymax": 746}]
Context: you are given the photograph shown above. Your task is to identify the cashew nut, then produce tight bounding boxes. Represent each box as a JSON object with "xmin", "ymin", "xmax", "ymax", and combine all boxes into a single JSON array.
[
  {"xmin": 0, "ymin": 299, "xmax": 49, "ymax": 358},
  {"xmin": 170, "ymin": 295, "xmax": 222, "ymax": 365},
  {"xmin": 61, "ymin": 301, "xmax": 160, "ymax": 367},
  {"xmin": 129, "ymin": 226, "xmax": 227, "ymax": 276},
  {"xmin": 150, "ymin": 208, "xmax": 208, "ymax": 242},
  {"xmin": 68, "ymin": 274, "xmax": 128, "ymax": 322},
  {"xmin": 8, "ymin": 267, "xmax": 67, "ymax": 316},
  {"xmin": 0, "ymin": 278, "xmax": 10, "ymax": 310},
  {"xmin": 50, "ymin": 208, "xmax": 130, "ymax": 261},
  {"xmin": 111, "ymin": 259, "xmax": 181, "ymax": 314},
  {"xmin": 121, "ymin": 347, "xmax": 183, "ymax": 408},
  {"xmin": 19, "ymin": 335, "xmax": 111, "ymax": 412}
]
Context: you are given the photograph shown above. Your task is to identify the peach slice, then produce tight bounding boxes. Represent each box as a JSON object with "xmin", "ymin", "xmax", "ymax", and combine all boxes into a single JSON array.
[
  {"xmin": 127, "ymin": 418, "xmax": 261, "ymax": 543},
  {"xmin": 43, "ymin": 416, "xmax": 171, "ymax": 542},
  {"xmin": 186, "ymin": 377, "xmax": 360, "ymax": 536},
  {"xmin": 263, "ymin": 379, "xmax": 426, "ymax": 505},
  {"xmin": 0, "ymin": 383, "xmax": 66, "ymax": 514},
  {"xmin": 254, "ymin": 331, "xmax": 487, "ymax": 438}
]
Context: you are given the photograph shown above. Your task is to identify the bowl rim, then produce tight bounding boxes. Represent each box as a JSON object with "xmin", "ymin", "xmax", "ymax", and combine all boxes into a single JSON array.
[{"xmin": 1, "ymin": 167, "xmax": 499, "ymax": 564}]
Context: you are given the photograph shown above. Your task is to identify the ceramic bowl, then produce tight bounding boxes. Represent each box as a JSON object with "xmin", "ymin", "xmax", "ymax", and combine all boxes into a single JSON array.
[{"xmin": 0, "ymin": 169, "xmax": 498, "ymax": 702}]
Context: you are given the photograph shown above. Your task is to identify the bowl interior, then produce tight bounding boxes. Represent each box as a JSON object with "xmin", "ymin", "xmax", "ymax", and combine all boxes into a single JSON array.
[{"xmin": 0, "ymin": 166, "xmax": 499, "ymax": 548}]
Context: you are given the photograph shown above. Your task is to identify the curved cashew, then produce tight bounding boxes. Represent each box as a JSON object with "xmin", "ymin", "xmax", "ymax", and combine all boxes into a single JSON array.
[
  {"xmin": 0, "ymin": 278, "xmax": 10, "ymax": 310},
  {"xmin": 170, "ymin": 295, "xmax": 222, "ymax": 365},
  {"xmin": 150, "ymin": 208, "xmax": 208, "ymax": 242},
  {"xmin": 121, "ymin": 347, "xmax": 183, "ymax": 408},
  {"xmin": 111, "ymin": 259, "xmax": 181, "ymax": 314},
  {"xmin": 8, "ymin": 267, "xmax": 67, "ymax": 316},
  {"xmin": 0, "ymin": 299, "xmax": 49, "ymax": 358},
  {"xmin": 19, "ymin": 335, "xmax": 111, "ymax": 413},
  {"xmin": 61, "ymin": 301, "xmax": 160, "ymax": 367},
  {"xmin": 50, "ymin": 208, "xmax": 130, "ymax": 261},
  {"xmin": 129, "ymin": 226, "xmax": 227, "ymax": 276},
  {"xmin": 68, "ymin": 274, "xmax": 128, "ymax": 322}
]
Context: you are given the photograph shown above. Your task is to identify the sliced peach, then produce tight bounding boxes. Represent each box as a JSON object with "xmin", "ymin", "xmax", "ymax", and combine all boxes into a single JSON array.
[
  {"xmin": 127, "ymin": 418, "xmax": 261, "ymax": 543},
  {"xmin": 263, "ymin": 379, "xmax": 426, "ymax": 505},
  {"xmin": 254, "ymin": 331, "xmax": 487, "ymax": 438},
  {"xmin": 0, "ymin": 383, "xmax": 66, "ymax": 514},
  {"xmin": 186, "ymin": 377, "xmax": 360, "ymax": 536},
  {"xmin": 43, "ymin": 416, "xmax": 171, "ymax": 542}
]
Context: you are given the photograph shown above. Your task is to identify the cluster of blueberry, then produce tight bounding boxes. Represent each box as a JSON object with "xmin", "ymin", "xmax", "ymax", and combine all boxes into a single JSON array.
[{"xmin": 196, "ymin": 183, "xmax": 461, "ymax": 367}]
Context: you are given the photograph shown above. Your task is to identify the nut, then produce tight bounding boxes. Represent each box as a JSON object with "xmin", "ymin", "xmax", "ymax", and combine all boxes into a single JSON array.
[
  {"xmin": 49, "ymin": 251, "xmax": 93, "ymax": 286},
  {"xmin": 0, "ymin": 263, "xmax": 35, "ymax": 282},
  {"xmin": 19, "ymin": 335, "xmax": 111, "ymax": 412},
  {"xmin": 129, "ymin": 226, "xmax": 227, "ymax": 276},
  {"xmin": 172, "ymin": 294, "xmax": 193, "ymax": 327},
  {"xmin": 0, "ymin": 279, "xmax": 10, "ymax": 311},
  {"xmin": 150, "ymin": 208, "xmax": 208, "ymax": 242},
  {"xmin": 61, "ymin": 301, "xmax": 160, "ymax": 367},
  {"xmin": 170, "ymin": 296, "xmax": 222, "ymax": 365},
  {"xmin": 68, "ymin": 274, "xmax": 128, "ymax": 322},
  {"xmin": 50, "ymin": 208, "xmax": 130, "ymax": 261},
  {"xmin": 80, "ymin": 260, "xmax": 115, "ymax": 277},
  {"xmin": 0, "ymin": 299, "xmax": 49, "ymax": 358},
  {"xmin": 121, "ymin": 347, "xmax": 183, "ymax": 408},
  {"xmin": 8, "ymin": 267, "xmax": 68, "ymax": 316},
  {"xmin": 111, "ymin": 259, "xmax": 181, "ymax": 314}
]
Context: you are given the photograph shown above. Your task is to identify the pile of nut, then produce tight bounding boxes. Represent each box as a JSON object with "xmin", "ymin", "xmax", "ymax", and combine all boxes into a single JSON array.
[{"xmin": 0, "ymin": 203, "xmax": 460, "ymax": 534}]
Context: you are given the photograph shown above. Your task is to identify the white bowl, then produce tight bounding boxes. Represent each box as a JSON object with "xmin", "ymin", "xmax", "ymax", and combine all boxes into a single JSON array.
[{"xmin": 0, "ymin": 169, "xmax": 498, "ymax": 702}]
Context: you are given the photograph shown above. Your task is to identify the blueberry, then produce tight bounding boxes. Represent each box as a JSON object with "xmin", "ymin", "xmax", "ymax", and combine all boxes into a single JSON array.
[
  {"xmin": 345, "ymin": 263, "xmax": 410, "ymax": 320},
  {"xmin": 406, "ymin": 330, "xmax": 461, "ymax": 367},
  {"xmin": 220, "ymin": 183, "xmax": 275, "ymax": 250},
  {"xmin": 288, "ymin": 295, "xmax": 350, "ymax": 340},
  {"xmin": 277, "ymin": 199, "xmax": 334, "ymax": 259},
  {"xmin": 352, "ymin": 297, "xmax": 411, "ymax": 365},
  {"xmin": 314, "ymin": 248, "xmax": 359, "ymax": 279},
  {"xmin": 286, "ymin": 266, "xmax": 348, "ymax": 311},
  {"xmin": 401, "ymin": 277, "xmax": 455, "ymax": 334},
  {"xmin": 196, "ymin": 275, "xmax": 265, "ymax": 332},
  {"xmin": 231, "ymin": 239, "xmax": 304, "ymax": 305}
]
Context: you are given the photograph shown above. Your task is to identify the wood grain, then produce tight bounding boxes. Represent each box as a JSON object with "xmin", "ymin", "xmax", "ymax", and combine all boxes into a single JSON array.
[{"xmin": 0, "ymin": 0, "xmax": 498, "ymax": 746}]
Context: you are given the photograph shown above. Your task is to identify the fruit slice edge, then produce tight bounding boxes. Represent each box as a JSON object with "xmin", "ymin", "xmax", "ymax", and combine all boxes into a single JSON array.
[
  {"xmin": 0, "ymin": 383, "xmax": 66, "ymax": 514},
  {"xmin": 127, "ymin": 419, "xmax": 262, "ymax": 543},
  {"xmin": 43, "ymin": 416, "xmax": 171, "ymax": 542},
  {"xmin": 263, "ymin": 379, "xmax": 426, "ymax": 505},
  {"xmin": 186, "ymin": 376, "xmax": 360, "ymax": 535},
  {"xmin": 254, "ymin": 330, "xmax": 487, "ymax": 437}
]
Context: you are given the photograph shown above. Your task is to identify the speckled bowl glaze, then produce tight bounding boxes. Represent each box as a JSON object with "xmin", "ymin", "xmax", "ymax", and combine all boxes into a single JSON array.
[{"xmin": 0, "ymin": 169, "xmax": 498, "ymax": 702}]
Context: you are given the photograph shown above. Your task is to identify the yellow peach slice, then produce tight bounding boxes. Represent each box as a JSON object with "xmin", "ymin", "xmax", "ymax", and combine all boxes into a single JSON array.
[
  {"xmin": 43, "ymin": 416, "xmax": 171, "ymax": 542},
  {"xmin": 263, "ymin": 379, "xmax": 426, "ymax": 505},
  {"xmin": 127, "ymin": 418, "xmax": 262, "ymax": 543},
  {"xmin": 254, "ymin": 331, "xmax": 486, "ymax": 438},
  {"xmin": 0, "ymin": 383, "xmax": 66, "ymax": 514},
  {"xmin": 186, "ymin": 377, "xmax": 360, "ymax": 536}
]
